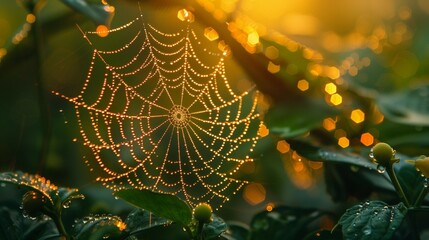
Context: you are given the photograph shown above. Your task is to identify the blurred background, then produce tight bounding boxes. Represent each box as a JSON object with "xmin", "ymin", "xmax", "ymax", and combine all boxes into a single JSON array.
[{"xmin": 1, "ymin": 0, "xmax": 429, "ymax": 226}]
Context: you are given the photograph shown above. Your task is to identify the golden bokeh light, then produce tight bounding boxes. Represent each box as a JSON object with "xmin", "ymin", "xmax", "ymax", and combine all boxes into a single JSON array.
[
  {"xmin": 276, "ymin": 140, "xmax": 290, "ymax": 154},
  {"xmin": 350, "ymin": 109, "xmax": 365, "ymax": 123},
  {"xmin": 243, "ymin": 183, "xmax": 266, "ymax": 205},
  {"xmin": 360, "ymin": 132, "xmax": 374, "ymax": 146},
  {"xmin": 204, "ymin": 27, "xmax": 219, "ymax": 41},
  {"xmin": 338, "ymin": 137, "xmax": 350, "ymax": 148},
  {"xmin": 330, "ymin": 93, "xmax": 342, "ymax": 105},
  {"xmin": 96, "ymin": 25, "xmax": 109, "ymax": 38},
  {"xmin": 324, "ymin": 83, "xmax": 337, "ymax": 95},
  {"xmin": 322, "ymin": 117, "xmax": 336, "ymax": 131},
  {"xmin": 116, "ymin": 221, "xmax": 127, "ymax": 231},
  {"xmin": 26, "ymin": 14, "xmax": 36, "ymax": 24},
  {"xmin": 265, "ymin": 202, "xmax": 275, "ymax": 212},
  {"xmin": 297, "ymin": 79, "xmax": 309, "ymax": 91},
  {"xmin": 247, "ymin": 31, "xmax": 260, "ymax": 45},
  {"xmin": 258, "ymin": 123, "xmax": 269, "ymax": 137},
  {"xmin": 218, "ymin": 40, "xmax": 231, "ymax": 56},
  {"xmin": 325, "ymin": 66, "xmax": 340, "ymax": 79},
  {"xmin": 177, "ymin": 9, "xmax": 195, "ymax": 22},
  {"xmin": 267, "ymin": 61, "xmax": 280, "ymax": 73}
]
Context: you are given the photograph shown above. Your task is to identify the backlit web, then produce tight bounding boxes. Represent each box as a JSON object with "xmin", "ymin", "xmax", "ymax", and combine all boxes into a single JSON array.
[{"xmin": 54, "ymin": 9, "xmax": 262, "ymax": 208}]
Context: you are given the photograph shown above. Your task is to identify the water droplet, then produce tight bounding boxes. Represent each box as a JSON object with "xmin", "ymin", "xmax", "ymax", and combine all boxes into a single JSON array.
[
  {"xmin": 62, "ymin": 200, "xmax": 71, "ymax": 208},
  {"xmin": 114, "ymin": 196, "xmax": 119, "ymax": 200},
  {"xmin": 22, "ymin": 210, "xmax": 37, "ymax": 220},
  {"xmin": 103, "ymin": 234, "xmax": 110, "ymax": 239},
  {"xmin": 363, "ymin": 229, "xmax": 372, "ymax": 235},
  {"xmin": 369, "ymin": 152, "xmax": 374, "ymax": 159},
  {"xmin": 424, "ymin": 178, "xmax": 428, "ymax": 188},
  {"xmin": 377, "ymin": 165, "xmax": 386, "ymax": 173}
]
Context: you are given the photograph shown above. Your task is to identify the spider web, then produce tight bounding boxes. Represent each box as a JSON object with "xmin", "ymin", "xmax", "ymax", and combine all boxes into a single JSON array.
[{"xmin": 54, "ymin": 10, "xmax": 262, "ymax": 208}]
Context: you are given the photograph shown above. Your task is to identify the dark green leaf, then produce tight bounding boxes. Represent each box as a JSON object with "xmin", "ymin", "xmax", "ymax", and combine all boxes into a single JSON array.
[
  {"xmin": 124, "ymin": 208, "xmax": 169, "ymax": 234},
  {"xmin": 202, "ymin": 214, "xmax": 228, "ymax": 240},
  {"xmin": 377, "ymin": 120, "xmax": 429, "ymax": 152},
  {"xmin": 323, "ymin": 164, "xmax": 390, "ymax": 202},
  {"xmin": 396, "ymin": 158, "xmax": 426, "ymax": 205},
  {"xmin": 377, "ymin": 84, "xmax": 429, "ymax": 126},
  {"xmin": 0, "ymin": 171, "xmax": 83, "ymax": 211},
  {"xmin": 73, "ymin": 214, "xmax": 124, "ymax": 240},
  {"xmin": 222, "ymin": 222, "xmax": 250, "ymax": 240},
  {"xmin": 60, "ymin": 0, "xmax": 114, "ymax": 26},
  {"xmin": 287, "ymin": 140, "xmax": 377, "ymax": 170},
  {"xmin": 338, "ymin": 201, "xmax": 407, "ymax": 240},
  {"xmin": 265, "ymin": 101, "xmax": 337, "ymax": 138},
  {"xmin": 58, "ymin": 188, "xmax": 85, "ymax": 209},
  {"xmin": 114, "ymin": 189, "xmax": 192, "ymax": 225},
  {"xmin": 250, "ymin": 206, "xmax": 324, "ymax": 240},
  {"xmin": 0, "ymin": 206, "xmax": 59, "ymax": 240}
]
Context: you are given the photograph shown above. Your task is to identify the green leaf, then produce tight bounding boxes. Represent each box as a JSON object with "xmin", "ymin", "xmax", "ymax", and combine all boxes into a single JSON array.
[
  {"xmin": 287, "ymin": 140, "xmax": 377, "ymax": 170},
  {"xmin": 265, "ymin": 101, "xmax": 337, "ymax": 138},
  {"xmin": 250, "ymin": 206, "xmax": 324, "ymax": 240},
  {"xmin": 73, "ymin": 214, "xmax": 124, "ymax": 240},
  {"xmin": 0, "ymin": 171, "xmax": 83, "ymax": 210},
  {"xmin": 0, "ymin": 206, "xmax": 59, "ymax": 240},
  {"xmin": 395, "ymin": 158, "xmax": 426, "ymax": 205},
  {"xmin": 202, "ymin": 214, "xmax": 228, "ymax": 240},
  {"xmin": 60, "ymin": 0, "xmax": 114, "ymax": 26},
  {"xmin": 337, "ymin": 201, "xmax": 407, "ymax": 240},
  {"xmin": 114, "ymin": 189, "xmax": 192, "ymax": 226},
  {"xmin": 222, "ymin": 222, "xmax": 250, "ymax": 240},
  {"xmin": 124, "ymin": 208, "xmax": 169, "ymax": 234},
  {"xmin": 323, "ymin": 163, "xmax": 391, "ymax": 202},
  {"xmin": 377, "ymin": 120, "xmax": 429, "ymax": 150},
  {"xmin": 377, "ymin": 84, "xmax": 429, "ymax": 126}
]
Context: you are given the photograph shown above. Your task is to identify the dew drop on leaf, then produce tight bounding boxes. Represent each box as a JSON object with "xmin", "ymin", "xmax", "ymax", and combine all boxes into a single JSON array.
[{"xmin": 377, "ymin": 165, "xmax": 386, "ymax": 173}]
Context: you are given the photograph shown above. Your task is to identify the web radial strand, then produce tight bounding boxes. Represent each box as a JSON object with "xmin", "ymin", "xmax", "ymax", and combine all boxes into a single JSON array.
[{"xmin": 56, "ymin": 12, "xmax": 262, "ymax": 208}]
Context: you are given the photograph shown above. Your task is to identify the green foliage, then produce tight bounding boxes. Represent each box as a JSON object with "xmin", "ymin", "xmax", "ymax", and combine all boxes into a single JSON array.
[
  {"xmin": 336, "ymin": 201, "xmax": 407, "ymax": 240},
  {"xmin": 249, "ymin": 206, "xmax": 325, "ymax": 240},
  {"xmin": 265, "ymin": 100, "xmax": 337, "ymax": 138},
  {"xmin": 378, "ymin": 84, "xmax": 429, "ymax": 126},
  {"xmin": 286, "ymin": 140, "xmax": 377, "ymax": 170},
  {"xmin": 201, "ymin": 214, "xmax": 228, "ymax": 240},
  {"xmin": 221, "ymin": 222, "xmax": 250, "ymax": 240},
  {"xmin": 0, "ymin": 206, "xmax": 58, "ymax": 240},
  {"xmin": 73, "ymin": 215, "xmax": 123, "ymax": 240},
  {"xmin": 60, "ymin": 0, "xmax": 114, "ymax": 26},
  {"xmin": 124, "ymin": 208, "xmax": 169, "ymax": 234},
  {"xmin": 3, "ymin": 0, "xmax": 429, "ymax": 239},
  {"xmin": 114, "ymin": 189, "xmax": 192, "ymax": 226},
  {"xmin": 0, "ymin": 171, "xmax": 84, "ymax": 214}
]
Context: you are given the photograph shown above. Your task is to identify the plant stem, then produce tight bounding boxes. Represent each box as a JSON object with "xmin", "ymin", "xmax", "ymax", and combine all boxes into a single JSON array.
[
  {"xmin": 414, "ymin": 182, "xmax": 429, "ymax": 207},
  {"xmin": 196, "ymin": 221, "xmax": 204, "ymax": 240},
  {"xmin": 44, "ymin": 206, "xmax": 70, "ymax": 240},
  {"xmin": 386, "ymin": 165, "xmax": 410, "ymax": 207},
  {"xmin": 31, "ymin": 9, "xmax": 52, "ymax": 175}
]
